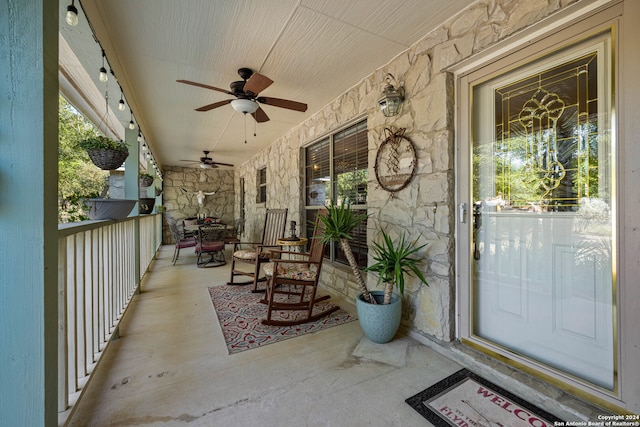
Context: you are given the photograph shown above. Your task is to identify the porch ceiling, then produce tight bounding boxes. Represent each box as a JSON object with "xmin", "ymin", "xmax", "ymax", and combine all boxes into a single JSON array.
[{"xmin": 58, "ymin": 0, "xmax": 474, "ymax": 170}]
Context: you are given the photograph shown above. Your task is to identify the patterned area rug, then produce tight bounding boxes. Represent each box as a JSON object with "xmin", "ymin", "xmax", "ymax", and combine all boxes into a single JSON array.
[{"xmin": 208, "ymin": 284, "xmax": 356, "ymax": 354}]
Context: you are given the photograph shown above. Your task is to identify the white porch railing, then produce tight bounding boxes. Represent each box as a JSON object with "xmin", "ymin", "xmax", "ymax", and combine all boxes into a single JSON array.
[{"xmin": 56, "ymin": 214, "xmax": 162, "ymax": 420}]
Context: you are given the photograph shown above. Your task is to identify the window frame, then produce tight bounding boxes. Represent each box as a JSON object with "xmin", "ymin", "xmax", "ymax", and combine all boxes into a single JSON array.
[
  {"xmin": 256, "ymin": 167, "xmax": 267, "ymax": 204},
  {"xmin": 303, "ymin": 118, "xmax": 368, "ymax": 267}
]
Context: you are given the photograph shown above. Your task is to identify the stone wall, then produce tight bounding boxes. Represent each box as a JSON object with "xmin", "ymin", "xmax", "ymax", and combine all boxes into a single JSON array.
[
  {"xmin": 236, "ymin": 0, "xmax": 579, "ymax": 342},
  {"xmin": 161, "ymin": 166, "xmax": 235, "ymax": 243}
]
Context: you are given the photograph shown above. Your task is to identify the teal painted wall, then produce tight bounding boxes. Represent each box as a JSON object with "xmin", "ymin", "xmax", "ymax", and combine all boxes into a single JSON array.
[{"xmin": 0, "ymin": 0, "xmax": 59, "ymax": 425}]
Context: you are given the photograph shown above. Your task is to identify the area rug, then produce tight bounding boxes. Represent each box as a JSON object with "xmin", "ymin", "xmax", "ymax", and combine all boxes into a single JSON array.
[
  {"xmin": 406, "ymin": 369, "xmax": 563, "ymax": 427},
  {"xmin": 208, "ymin": 284, "xmax": 356, "ymax": 354}
]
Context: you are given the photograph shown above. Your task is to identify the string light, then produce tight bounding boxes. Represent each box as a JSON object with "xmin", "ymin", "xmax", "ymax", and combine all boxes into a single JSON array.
[
  {"xmin": 99, "ymin": 50, "xmax": 108, "ymax": 82},
  {"xmin": 65, "ymin": 0, "xmax": 78, "ymax": 26},
  {"xmin": 118, "ymin": 88, "xmax": 126, "ymax": 111}
]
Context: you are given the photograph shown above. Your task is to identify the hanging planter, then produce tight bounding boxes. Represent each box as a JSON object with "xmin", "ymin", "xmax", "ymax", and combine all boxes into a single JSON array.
[
  {"xmin": 79, "ymin": 136, "xmax": 129, "ymax": 170},
  {"xmin": 85, "ymin": 198, "xmax": 137, "ymax": 220},
  {"xmin": 139, "ymin": 197, "xmax": 156, "ymax": 214},
  {"xmin": 139, "ymin": 172, "xmax": 154, "ymax": 187}
]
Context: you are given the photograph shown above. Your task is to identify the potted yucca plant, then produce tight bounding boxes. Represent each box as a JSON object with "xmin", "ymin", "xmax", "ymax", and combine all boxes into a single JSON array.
[
  {"xmin": 317, "ymin": 200, "xmax": 374, "ymax": 304},
  {"xmin": 318, "ymin": 201, "xmax": 430, "ymax": 343},
  {"xmin": 358, "ymin": 230, "xmax": 429, "ymax": 343},
  {"xmin": 365, "ymin": 230, "xmax": 429, "ymax": 304}
]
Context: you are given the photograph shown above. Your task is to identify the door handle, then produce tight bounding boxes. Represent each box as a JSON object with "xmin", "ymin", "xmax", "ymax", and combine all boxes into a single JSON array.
[
  {"xmin": 473, "ymin": 201, "xmax": 482, "ymax": 230},
  {"xmin": 473, "ymin": 201, "xmax": 482, "ymax": 260}
]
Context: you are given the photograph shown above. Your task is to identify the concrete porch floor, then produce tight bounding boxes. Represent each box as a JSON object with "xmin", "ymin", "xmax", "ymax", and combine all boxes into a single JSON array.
[{"xmin": 64, "ymin": 245, "xmax": 600, "ymax": 426}]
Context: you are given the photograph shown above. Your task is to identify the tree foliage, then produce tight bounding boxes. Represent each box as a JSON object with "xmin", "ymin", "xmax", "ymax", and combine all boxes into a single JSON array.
[{"xmin": 58, "ymin": 95, "xmax": 109, "ymax": 223}]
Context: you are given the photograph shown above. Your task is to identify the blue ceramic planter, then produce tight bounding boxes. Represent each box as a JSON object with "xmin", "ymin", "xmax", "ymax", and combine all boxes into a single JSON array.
[{"xmin": 356, "ymin": 290, "xmax": 402, "ymax": 344}]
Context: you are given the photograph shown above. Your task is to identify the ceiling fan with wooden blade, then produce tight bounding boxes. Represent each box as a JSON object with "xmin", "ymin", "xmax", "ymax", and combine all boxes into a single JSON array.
[
  {"xmin": 177, "ymin": 68, "xmax": 307, "ymax": 122},
  {"xmin": 179, "ymin": 151, "xmax": 234, "ymax": 169}
]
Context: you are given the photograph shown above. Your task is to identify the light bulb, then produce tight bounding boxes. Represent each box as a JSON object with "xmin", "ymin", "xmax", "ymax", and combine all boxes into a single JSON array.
[
  {"xmin": 118, "ymin": 99, "xmax": 125, "ymax": 111},
  {"xmin": 142, "ymin": 144, "xmax": 147, "ymax": 152},
  {"xmin": 129, "ymin": 120, "xmax": 135, "ymax": 130},
  {"xmin": 137, "ymin": 133, "xmax": 142, "ymax": 142},
  {"xmin": 99, "ymin": 67, "xmax": 108, "ymax": 82},
  {"xmin": 65, "ymin": 2, "xmax": 78, "ymax": 26}
]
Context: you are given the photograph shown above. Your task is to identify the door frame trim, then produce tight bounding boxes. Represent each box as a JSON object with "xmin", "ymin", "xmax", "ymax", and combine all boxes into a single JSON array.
[{"xmin": 453, "ymin": 0, "xmax": 625, "ymax": 411}]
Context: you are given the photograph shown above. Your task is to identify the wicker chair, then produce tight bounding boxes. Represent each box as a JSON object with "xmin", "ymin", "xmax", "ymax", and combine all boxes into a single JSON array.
[{"xmin": 227, "ymin": 208, "xmax": 288, "ymax": 291}]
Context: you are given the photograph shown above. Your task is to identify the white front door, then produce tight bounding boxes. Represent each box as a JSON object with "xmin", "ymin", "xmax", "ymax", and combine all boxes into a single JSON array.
[{"xmin": 458, "ymin": 29, "xmax": 616, "ymax": 392}]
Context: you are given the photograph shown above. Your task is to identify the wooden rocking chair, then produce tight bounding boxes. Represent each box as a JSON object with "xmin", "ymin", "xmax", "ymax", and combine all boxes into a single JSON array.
[
  {"xmin": 261, "ymin": 212, "xmax": 338, "ymax": 326},
  {"xmin": 227, "ymin": 208, "xmax": 288, "ymax": 291}
]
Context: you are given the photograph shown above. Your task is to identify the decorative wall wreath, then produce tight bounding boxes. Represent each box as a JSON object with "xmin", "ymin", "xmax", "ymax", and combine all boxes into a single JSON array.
[{"xmin": 374, "ymin": 127, "xmax": 417, "ymax": 193}]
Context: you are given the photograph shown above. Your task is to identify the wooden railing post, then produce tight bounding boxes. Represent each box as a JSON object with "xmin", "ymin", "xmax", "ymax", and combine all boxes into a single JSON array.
[{"xmin": 57, "ymin": 214, "xmax": 161, "ymax": 423}]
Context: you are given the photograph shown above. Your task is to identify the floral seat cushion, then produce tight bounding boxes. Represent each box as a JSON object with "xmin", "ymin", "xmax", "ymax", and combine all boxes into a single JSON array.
[
  {"xmin": 263, "ymin": 262, "xmax": 317, "ymax": 281},
  {"xmin": 233, "ymin": 249, "xmax": 258, "ymax": 260},
  {"xmin": 233, "ymin": 248, "xmax": 279, "ymax": 260}
]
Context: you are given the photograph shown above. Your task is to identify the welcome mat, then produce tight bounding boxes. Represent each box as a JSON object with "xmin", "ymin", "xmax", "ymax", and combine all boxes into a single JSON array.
[
  {"xmin": 406, "ymin": 369, "xmax": 563, "ymax": 427},
  {"xmin": 208, "ymin": 284, "xmax": 356, "ymax": 354}
]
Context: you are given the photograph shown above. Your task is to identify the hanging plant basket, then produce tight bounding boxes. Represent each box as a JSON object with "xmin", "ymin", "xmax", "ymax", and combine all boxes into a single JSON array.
[
  {"xmin": 80, "ymin": 136, "xmax": 129, "ymax": 171},
  {"xmin": 139, "ymin": 174, "xmax": 154, "ymax": 187},
  {"xmin": 86, "ymin": 149, "xmax": 129, "ymax": 170},
  {"xmin": 139, "ymin": 197, "xmax": 156, "ymax": 214}
]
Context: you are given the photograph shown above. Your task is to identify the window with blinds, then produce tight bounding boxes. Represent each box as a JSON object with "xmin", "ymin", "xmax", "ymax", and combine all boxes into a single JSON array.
[
  {"xmin": 305, "ymin": 120, "xmax": 368, "ymax": 267},
  {"xmin": 257, "ymin": 167, "xmax": 267, "ymax": 203}
]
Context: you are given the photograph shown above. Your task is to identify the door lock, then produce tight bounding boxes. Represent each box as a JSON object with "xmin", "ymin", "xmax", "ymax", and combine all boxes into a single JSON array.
[{"xmin": 459, "ymin": 203, "xmax": 467, "ymax": 223}]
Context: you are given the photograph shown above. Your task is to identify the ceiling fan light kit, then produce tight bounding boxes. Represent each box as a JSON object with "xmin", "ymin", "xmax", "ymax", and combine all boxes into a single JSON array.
[{"xmin": 231, "ymin": 99, "xmax": 259, "ymax": 114}]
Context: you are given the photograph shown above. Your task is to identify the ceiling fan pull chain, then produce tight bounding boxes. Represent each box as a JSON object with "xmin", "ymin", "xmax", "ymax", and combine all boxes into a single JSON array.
[
  {"xmin": 253, "ymin": 118, "xmax": 257, "ymax": 138},
  {"xmin": 244, "ymin": 113, "xmax": 248, "ymax": 144}
]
